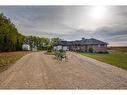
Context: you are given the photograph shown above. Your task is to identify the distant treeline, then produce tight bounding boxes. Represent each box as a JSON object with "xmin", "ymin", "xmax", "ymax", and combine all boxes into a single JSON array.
[{"xmin": 0, "ymin": 13, "xmax": 61, "ymax": 52}]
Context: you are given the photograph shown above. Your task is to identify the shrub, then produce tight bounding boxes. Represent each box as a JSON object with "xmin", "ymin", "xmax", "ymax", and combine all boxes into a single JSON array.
[
  {"xmin": 54, "ymin": 51, "xmax": 66, "ymax": 61},
  {"xmin": 98, "ymin": 51, "xmax": 109, "ymax": 54},
  {"xmin": 89, "ymin": 48, "xmax": 93, "ymax": 53}
]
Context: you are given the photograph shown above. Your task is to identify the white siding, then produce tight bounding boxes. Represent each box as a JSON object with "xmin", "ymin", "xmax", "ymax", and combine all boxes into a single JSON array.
[
  {"xmin": 53, "ymin": 45, "xmax": 69, "ymax": 51},
  {"xmin": 57, "ymin": 45, "xmax": 62, "ymax": 50},
  {"xmin": 63, "ymin": 46, "xmax": 68, "ymax": 51},
  {"xmin": 53, "ymin": 46, "xmax": 57, "ymax": 50}
]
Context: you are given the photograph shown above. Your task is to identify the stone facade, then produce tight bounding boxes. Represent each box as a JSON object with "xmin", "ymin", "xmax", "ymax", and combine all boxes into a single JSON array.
[{"xmin": 53, "ymin": 38, "xmax": 108, "ymax": 53}]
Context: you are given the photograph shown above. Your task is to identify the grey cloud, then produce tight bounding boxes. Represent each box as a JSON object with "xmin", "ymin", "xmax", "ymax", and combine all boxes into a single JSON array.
[{"xmin": 0, "ymin": 6, "xmax": 127, "ymax": 46}]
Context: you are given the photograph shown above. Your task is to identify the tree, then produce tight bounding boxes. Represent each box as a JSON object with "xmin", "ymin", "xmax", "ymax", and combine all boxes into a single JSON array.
[
  {"xmin": 0, "ymin": 13, "xmax": 25, "ymax": 52},
  {"xmin": 24, "ymin": 36, "xmax": 50, "ymax": 50},
  {"xmin": 50, "ymin": 37, "xmax": 62, "ymax": 46},
  {"xmin": 0, "ymin": 13, "xmax": 62, "ymax": 52}
]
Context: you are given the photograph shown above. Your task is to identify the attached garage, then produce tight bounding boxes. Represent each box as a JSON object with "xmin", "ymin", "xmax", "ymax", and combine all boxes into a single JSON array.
[{"xmin": 53, "ymin": 41, "xmax": 69, "ymax": 51}]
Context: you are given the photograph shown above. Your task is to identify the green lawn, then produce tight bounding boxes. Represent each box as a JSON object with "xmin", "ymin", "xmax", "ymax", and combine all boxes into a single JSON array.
[{"xmin": 79, "ymin": 51, "xmax": 127, "ymax": 70}]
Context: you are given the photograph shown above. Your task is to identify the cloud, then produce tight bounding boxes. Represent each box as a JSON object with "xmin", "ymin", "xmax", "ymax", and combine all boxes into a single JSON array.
[{"xmin": 0, "ymin": 6, "xmax": 127, "ymax": 46}]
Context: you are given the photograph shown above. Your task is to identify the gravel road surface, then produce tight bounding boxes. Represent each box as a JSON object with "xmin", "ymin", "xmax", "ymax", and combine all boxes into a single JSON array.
[{"xmin": 0, "ymin": 51, "xmax": 127, "ymax": 89}]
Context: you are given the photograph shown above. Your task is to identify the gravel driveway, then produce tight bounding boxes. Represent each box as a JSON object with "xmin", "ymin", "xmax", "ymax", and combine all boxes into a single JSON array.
[{"xmin": 0, "ymin": 51, "xmax": 127, "ymax": 89}]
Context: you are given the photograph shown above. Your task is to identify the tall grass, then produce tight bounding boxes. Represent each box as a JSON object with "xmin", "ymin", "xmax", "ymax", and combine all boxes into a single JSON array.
[{"xmin": 0, "ymin": 51, "xmax": 30, "ymax": 73}]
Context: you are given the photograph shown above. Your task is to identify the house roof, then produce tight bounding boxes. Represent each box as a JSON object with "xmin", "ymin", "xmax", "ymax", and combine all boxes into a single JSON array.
[
  {"xmin": 81, "ymin": 38, "xmax": 108, "ymax": 45},
  {"xmin": 53, "ymin": 41, "xmax": 69, "ymax": 46},
  {"xmin": 54, "ymin": 38, "xmax": 108, "ymax": 46}
]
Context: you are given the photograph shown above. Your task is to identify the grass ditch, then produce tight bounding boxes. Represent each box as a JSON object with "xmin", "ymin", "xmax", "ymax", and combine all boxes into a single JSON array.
[{"xmin": 0, "ymin": 51, "xmax": 30, "ymax": 73}]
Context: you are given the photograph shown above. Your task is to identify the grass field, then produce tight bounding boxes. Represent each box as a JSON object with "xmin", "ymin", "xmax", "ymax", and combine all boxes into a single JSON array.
[
  {"xmin": 0, "ymin": 51, "xmax": 30, "ymax": 73},
  {"xmin": 80, "ymin": 51, "xmax": 127, "ymax": 70},
  {"xmin": 108, "ymin": 46, "xmax": 127, "ymax": 52}
]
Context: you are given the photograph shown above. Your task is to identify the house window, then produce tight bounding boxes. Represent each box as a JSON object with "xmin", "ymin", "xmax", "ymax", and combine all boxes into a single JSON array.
[
  {"xmin": 100, "ymin": 44, "xmax": 105, "ymax": 47},
  {"xmin": 94, "ymin": 44, "xmax": 98, "ymax": 47},
  {"xmin": 98, "ymin": 44, "xmax": 100, "ymax": 47}
]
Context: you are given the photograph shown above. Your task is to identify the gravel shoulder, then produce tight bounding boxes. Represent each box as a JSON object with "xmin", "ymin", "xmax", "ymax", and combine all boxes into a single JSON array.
[{"xmin": 0, "ymin": 51, "xmax": 127, "ymax": 89}]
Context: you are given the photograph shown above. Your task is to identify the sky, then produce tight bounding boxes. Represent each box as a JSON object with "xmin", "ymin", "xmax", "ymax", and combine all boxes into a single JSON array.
[{"xmin": 0, "ymin": 6, "xmax": 127, "ymax": 46}]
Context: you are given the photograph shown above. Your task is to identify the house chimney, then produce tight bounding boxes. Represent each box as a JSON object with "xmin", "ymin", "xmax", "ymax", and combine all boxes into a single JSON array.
[{"xmin": 82, "ymin": 37, "xmax": 85, "ymax": 40}]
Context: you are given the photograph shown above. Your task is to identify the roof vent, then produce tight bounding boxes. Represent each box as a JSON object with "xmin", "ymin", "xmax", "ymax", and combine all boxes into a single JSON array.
[{"xmin": 82, "ymin": 37, "xmax": 85, "ymax": 40}]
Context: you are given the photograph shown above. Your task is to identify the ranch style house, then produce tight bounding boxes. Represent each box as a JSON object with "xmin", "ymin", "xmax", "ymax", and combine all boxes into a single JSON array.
[{"xmin": 53, "ymin": 38, "xmax": 108, "ymax": 53}]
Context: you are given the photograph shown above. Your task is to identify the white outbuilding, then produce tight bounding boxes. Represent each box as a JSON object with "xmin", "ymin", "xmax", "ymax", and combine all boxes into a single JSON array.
[
  {"xmin": 32, "ymin": 46, "xmax": 37, "ymax": 52},
  {"xmin": 22, "ymin": 44, "xmax": 30, "ymax": 51}
]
